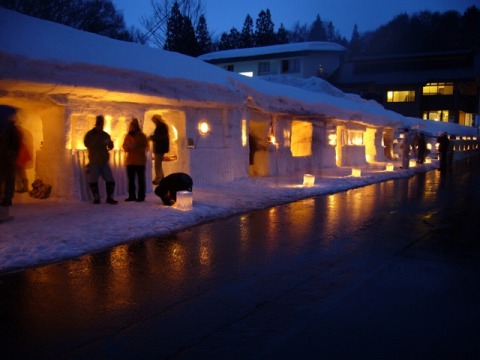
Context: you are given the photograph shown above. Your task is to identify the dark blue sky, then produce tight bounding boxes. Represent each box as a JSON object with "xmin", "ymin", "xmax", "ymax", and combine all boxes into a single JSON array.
[{"xmin": 114, "ymin": 0, "xmax": 478, "ymax": 39}]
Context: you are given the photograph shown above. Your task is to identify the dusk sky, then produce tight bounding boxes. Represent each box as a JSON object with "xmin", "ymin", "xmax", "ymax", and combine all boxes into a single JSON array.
[{"xmin": 113, "ymin": 0, "xmax": 478, "ymax": 39}]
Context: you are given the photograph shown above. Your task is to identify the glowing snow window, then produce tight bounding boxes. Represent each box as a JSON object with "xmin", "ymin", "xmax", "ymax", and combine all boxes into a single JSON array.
[
  {"xmin": 348, "ymin": 130, "xmax": 364, "ymax": 145},
  {"xmin": 422, "ymin": 82, "xmax": 453, "ymax": 95},
  {"xmin": 291, "ymin": 121, "xmax": 312, "ymax": 157},
  {"xmin": 69, "ymin": 114, "xmax": 96, "ymax": 150},
  {"xmin": 239, "ymin": 71, "xmax": 253, "ymax": 77},
  {"xmin": 242, "ymin": 119, "xmax": 247, "ymax": 147},
  {"xmin": 387, "ymin": 90, "xmax": 415, "ymax": 102}
]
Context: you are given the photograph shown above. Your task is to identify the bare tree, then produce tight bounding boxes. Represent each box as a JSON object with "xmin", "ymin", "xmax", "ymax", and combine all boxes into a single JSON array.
[{"xmin": 141, "ymin": 0, "xmax": 205, "ymax": 47}]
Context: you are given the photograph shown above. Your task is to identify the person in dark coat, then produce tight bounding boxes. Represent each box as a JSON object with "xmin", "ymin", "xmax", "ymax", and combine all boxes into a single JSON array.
[
  {"xmin": 149, "ymin": 115, "xmax": 169, "ymax": 185},
  {"xmin": 83, "ymin": 115, "xmax": 118, "ymax": 204},
  {"xmin": 0, "ymin": 105, "xmax": 21, "ymax": 207},
  {"xmin": 437, "ymin": 132, "xmax": 450, "ymax": 172},
  {"xmin": 154, "ymin": 172, "xmax": 193, "ymax": 206},
  {"xmin": 416, "ymin": 132, "xmax": 427, "ymax": 164}
]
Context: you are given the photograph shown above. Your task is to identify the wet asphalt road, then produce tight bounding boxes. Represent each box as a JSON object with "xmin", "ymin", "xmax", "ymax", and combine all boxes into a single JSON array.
[{"xmin": 1, "ymin": 159, "xmax": 480, "ymax": 359}]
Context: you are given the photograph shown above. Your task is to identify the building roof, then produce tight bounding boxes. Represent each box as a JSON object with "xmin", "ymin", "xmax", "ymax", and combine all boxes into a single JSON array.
[{"xmin": 199, "ymin": 42, "xmax": 347, "ymax": 63}]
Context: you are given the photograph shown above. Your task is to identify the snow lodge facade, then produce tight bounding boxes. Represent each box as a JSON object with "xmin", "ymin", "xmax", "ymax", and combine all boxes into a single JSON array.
[{"xmin": 1, "ymin": 9, "xmax": 478, "ymax": 201}]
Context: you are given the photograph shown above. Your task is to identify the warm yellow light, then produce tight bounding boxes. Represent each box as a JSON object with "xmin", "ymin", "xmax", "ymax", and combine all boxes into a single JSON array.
[
  {"xmin": 352, "ymin": 168, "xmax": 362, "ymax": 177},
  {"xmin": 303, "ymin": 174, "xmax": 315, "ymax": 187},
  {"xmin": 409, "ymin": 159, "xmax": 417, "ymax": 167},
  {"xmin": 175, "ymin": 191, "xmax": 193, "ymax": 211},
  {"xmin": 198, "ymin": 121, "xmax": 209, "ymax": 135},
  {"xmin": 386, "ymin": 163, "xmax": 394, "ymax": 171},
  {"xmin": 425, "ymin": 158, "xmax": 432, "ymax": 164},
  {"xmin": 241, "ymin": 119, "xmax": 247, "ymax": 147},
  {"xmin": 328, "ymin": 133, "xmax": 337, "ymax": 146}
]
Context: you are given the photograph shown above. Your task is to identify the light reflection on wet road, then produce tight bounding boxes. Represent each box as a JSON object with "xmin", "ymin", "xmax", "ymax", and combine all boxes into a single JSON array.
[{"xmin": 1, "ymin": 159, "xmax": 480, "ymax": 359}]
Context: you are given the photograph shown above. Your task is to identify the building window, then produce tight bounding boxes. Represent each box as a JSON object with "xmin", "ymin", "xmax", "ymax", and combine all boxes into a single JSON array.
[
  {"xmin": 422, "ymin": 110, "xmax": 450, "ymax": 122},
  {"xmin": 225, "ymin": 64, "xmax": 234, "ymax": 72},
  {"xmin": 422, "ymin": 82, "xmax": 453, "ymax": 95},
  {"xmin": 258, "ymin": 61, "xmax": 271, "ymax": 75},
  {"xmin": 281, "ymin": 59, "xmax": 300, "ymax": 74},
  {"xmin": 386, "ymin": 90, "xmax": 416, "ymax": 102}
]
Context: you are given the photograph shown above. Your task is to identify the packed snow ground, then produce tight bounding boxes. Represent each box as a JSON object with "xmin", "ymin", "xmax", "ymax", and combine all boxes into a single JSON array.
[{"xmin": 0, "ymin": 160, "xmax": 435, "ymax": 274}]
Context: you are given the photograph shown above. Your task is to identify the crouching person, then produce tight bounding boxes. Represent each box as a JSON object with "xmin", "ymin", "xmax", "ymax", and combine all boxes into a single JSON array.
[
  {"xmin": 154, "ymin": 172, "xmax": 193, "ymax": 206},
  {"xmin": 83, "ymin": 115, "xmax": 118, "ymax": 204}
]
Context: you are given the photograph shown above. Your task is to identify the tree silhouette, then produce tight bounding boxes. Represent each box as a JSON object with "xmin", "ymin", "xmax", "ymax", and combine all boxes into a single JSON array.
[
  {"xmin": 240, "ymin": 15, "xmax": 255, "ymax": 48},
  {"xmin": 196, "ymin": 14, "xmax": 212, "ymax": 54},
  {"xmin": 164, "ymin": 1, "xmax": 199, "ymax": 56},
  {"xmin": 255, "ymin": 9, "xmax": 276, "ymax": 46}
]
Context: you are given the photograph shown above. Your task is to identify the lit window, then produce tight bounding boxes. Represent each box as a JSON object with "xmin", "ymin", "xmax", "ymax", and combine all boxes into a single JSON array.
[
  {"xmin": 422, "ymin": 82, "xmax": 453, "ymax": 95},
  {"xmin": 422, "ymin": 110, "xmax": 450, "ymax": 122},
  {"xmin": 386, "ymin": 90, "xmax": 416, "ymax": 102}
]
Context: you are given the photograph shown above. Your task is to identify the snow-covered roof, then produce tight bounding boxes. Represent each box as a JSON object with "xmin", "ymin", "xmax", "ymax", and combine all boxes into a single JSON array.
[
  {"xmin": 198, "ymin": 41, "xmax": 347, "ymax": 62},
  {"xmin": 0, "ymin": 8, "xmax": 477, "ymax": 137}
]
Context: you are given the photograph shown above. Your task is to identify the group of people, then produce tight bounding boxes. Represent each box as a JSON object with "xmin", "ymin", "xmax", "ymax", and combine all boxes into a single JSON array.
[
  {"xmin": 399, "ymin": 127, "xmax": 451, "ymax": 171},
  {"xmin": 83, "ymin": 114, "xmax": 170, "ymax": 205}
]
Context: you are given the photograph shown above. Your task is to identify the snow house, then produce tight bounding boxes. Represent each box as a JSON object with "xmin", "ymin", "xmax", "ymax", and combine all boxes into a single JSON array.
[{"xmin": 1, "ymin": 8, "xmax": 478, "ymax": 201}]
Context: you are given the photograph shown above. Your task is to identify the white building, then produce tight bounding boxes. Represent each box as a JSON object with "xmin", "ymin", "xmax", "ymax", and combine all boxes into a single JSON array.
[{"xmin": 199, "ymin": 42, "xmax": 347, "ymax": 79}]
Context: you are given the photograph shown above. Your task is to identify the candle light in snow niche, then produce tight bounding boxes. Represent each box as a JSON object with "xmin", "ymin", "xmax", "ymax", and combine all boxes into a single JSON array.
[
  {"xmin": 303, "ymin": 174, "xmax": 315, "ymax": 187},
  {"xmin": 351, "ymin": 168, "xmax": 362, "ymax": 177},
  {"xmin": 386, "ymin": 163, "xmax": 394, "ymax": 171},
  {"xmin": 175, "ymin": 191, "xmax": 193, "ymax": 211}
]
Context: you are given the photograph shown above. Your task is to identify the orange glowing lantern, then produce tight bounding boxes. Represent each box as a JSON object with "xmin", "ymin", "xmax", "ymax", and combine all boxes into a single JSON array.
[{"xmin": 303, "ymin": 174, "xmax": 315, "ymax": 187}]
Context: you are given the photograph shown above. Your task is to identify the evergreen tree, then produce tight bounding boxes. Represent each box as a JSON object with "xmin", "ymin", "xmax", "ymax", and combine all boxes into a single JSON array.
[
  {"xmin": 308, "ymin": 15, "xmax": 327, "ymax": 41},
  {"xmin": 219, "ymin": 27, "xmax": 241, "ymax": 50},
  {"xmin": 350, "ymin": 24, "xmax": 361, "ymax": 55},
  {"xmin": 276, "ymin": 23, "xmax": 289, "ymax": 44},
  {"xmin": 164, "ymin": 1, "xmax": 199, "ymax": 56},
  {"xmin": 196, "ymin": 15, "xmax": 212, "ymax": 54},
  {"xmin": 240, "ymin": 15, "xmax": 255, "ymax": 48},
  {"xmin": 289, "ymin": 21, "xmax": 309, "ymax": 43},
  {"xmin": 255, "ymin": 9, "xmax": 276, "ymax": 46}
]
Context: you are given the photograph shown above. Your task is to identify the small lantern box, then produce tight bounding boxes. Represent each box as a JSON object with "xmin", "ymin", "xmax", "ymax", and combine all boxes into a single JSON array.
[
  {"xmin": 303, "ymin": 174, "xmax": 315, "ymax": 187},
  {"xmin": 176, "ymin": 191, "xmax": 193, "ymax": 211},
  {"xmin": 351, "ymin": 168, "xmax": 362, "ymax": 177},
  {"xmin": 386, "ymin": 163, "xmax": 394, "ymax": 171}
]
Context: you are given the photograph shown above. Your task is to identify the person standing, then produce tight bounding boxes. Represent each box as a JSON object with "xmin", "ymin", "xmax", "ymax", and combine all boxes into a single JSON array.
[
  {"xmin": 399, "ymin": 128, "xmax": 411, "ymax": 169},
  {"xmin": 0, "ymin": 105, "xmax": 21, "ymax": 207},
  {"xmin": 149, "ymin": 115, "xmax": 169, "ymax": 185},
  {"xmin": 437, "ymin": 132, "xmax": 450, "ymax": 172},
  {"xmin": 83, "ymin": 115, "xmax": 118, "ymax": 204},
  {"xmin": 416, "ymin": 132, "xmax": 427, "ymax": 164},
  {"xmin": 122, "ymin": 118, "xmax": 148, "ymax": 202}
]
